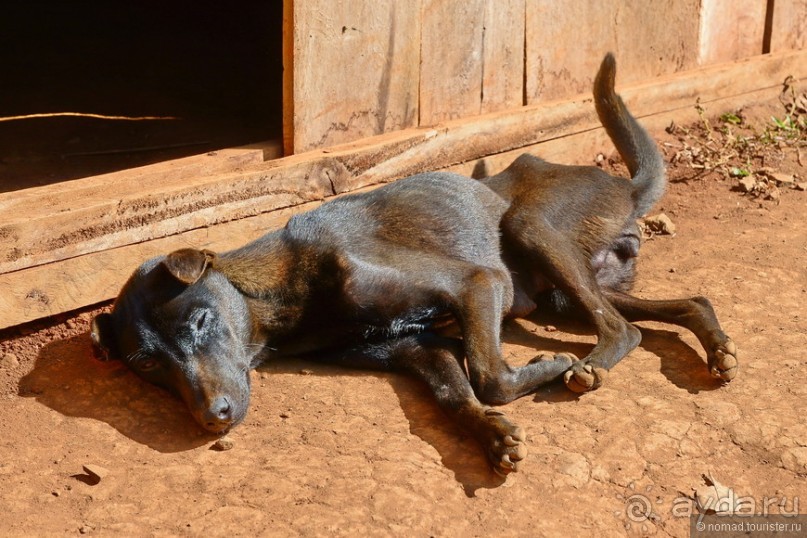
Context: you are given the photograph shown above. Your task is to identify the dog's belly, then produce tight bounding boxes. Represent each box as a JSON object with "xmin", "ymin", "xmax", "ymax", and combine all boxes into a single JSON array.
[
  {"xmin": 266, "ymin": 303, "xmax": 454, "ymax": 360},
  {"xmin": 357, "ymin": 305, "xmax": 453, "ymax": 340}
]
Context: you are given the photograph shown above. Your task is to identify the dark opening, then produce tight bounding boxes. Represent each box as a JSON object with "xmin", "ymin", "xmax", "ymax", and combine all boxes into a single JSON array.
[
  {"xmin": 0, "ymin": 1, "xmax": 283, "ymax": 193},
  {"xmin": 762, "ymin": 0, "xmax": 775, "ymax": 54}
]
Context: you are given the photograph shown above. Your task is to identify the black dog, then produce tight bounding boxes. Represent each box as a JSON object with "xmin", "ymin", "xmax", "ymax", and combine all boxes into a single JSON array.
[{"xmin": 91, "ymin": 54, "xmax": 737, "ymax": 476}]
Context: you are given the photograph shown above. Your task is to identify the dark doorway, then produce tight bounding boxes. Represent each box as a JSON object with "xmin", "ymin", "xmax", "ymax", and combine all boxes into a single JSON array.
[{"xmin": 0, "ymin": 1, "xmax": 283, "ymax": 193}]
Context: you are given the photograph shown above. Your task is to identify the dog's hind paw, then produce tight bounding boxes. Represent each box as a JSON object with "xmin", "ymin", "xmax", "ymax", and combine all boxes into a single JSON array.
[
  {"xmin": 529, "ymin": 351, "xmax": 577, "ymax": 368},
  {"xmin": 527, "ymin": 352, "xmax": 578, "ymax": 382},
  {"xmin": 563, "ymin": 362, "xmax": 607, "ymax": 393},
  {"xmin": 482, "ymin": 408, "xmax": 527, "ymax": 476},
  {"xmin": 709, "ymin": 338, "xmax": 738, "ymax": 382}
]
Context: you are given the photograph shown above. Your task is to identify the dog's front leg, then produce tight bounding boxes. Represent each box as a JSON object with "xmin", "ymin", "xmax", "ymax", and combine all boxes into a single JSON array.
[
  {"xmin": 330, "ymin": 333, "xmax": 529, "ymax": 475},
  {"xmin": 399, "ymin": 334, "xmax": 530, "ymax": 476},
  {"xmin": 453, "ymin": 266, "xmax": 573, "ymax": 405}
]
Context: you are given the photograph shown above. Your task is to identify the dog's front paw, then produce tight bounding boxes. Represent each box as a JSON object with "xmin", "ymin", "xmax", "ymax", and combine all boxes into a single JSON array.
[
  {"xmin": 709, "ymin": 338, "xmax": 738, "ymax": 382},
  {"xmin": 563, "ymin": 362, "xmax": 607, "ymax": 393},
  {"xmin": 482, "ymin": 408, "xmax": 527, "ymax": 476}
]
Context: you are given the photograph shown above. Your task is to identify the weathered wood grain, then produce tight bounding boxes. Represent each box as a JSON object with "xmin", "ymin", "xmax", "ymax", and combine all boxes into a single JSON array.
[
  {"xmin": 1, "ymin": 49, "xmax": 805, "ymax": 321},
  {"xmin": 769, "ymin": 0, "xmax": 807, "ymax": 52},
  {"xmin": 525, "ymin": 0, "xmax": 701, "ymax": 103},
  {"xmin": 419, "ymin": 0, "xmax": 525, "ymax": 124},
  {"xmin": 480, "ymin": 0, "xmax": 526, "ymax": 114},
  {"xmin": 282, "ymin": 0, "xmax": 295, "ymax": 155},
  {"xmin": 418, "ymin": 0, "xmax": 486, "ymax": 124},
  {"xmin": 698, "ymin": 0, "xmax": 766, "ymax": 64},
  {"xmin": 291, "ymin": 0, "xmax": 422, "ymax": 153}
]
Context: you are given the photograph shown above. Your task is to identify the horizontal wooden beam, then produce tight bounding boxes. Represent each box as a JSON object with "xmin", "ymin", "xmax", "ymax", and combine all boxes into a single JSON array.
[
  {"xmin": 2, "ymin": 49, "xmax": 804, "ymax": 277},
  {"xmin": 0, "ymin": 200, "xmax": 326, "ymax": 327},
  {"xmin": 444, "ymin": 83, "xmax": 791, "ymax": 177},
  {"xmin": 1, "ymin": 49, "xmax": 805, "ymax": 328}
]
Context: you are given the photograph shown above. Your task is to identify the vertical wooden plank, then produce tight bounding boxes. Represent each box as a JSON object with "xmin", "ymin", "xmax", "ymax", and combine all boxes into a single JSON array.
[
  {"xmin": 282, "ymin": 0, "xmax": 295, "ymax": 155},
  {"xmin": 616, "ymin": 1, "xmax": 701, "ymax": 79},
  {"xmin": 418, "ymin": 0, "xmax": 486, "ymax": 124},
  {"xmin": 698, "ymin": 0, "xmax": 767, "ymax": 64},
  {"xmin": 292, "ymin": 0, "xmax": 422, "ymax": 153},
  {"xmin": 480, "ymin": 0, "xmax": 526, "ymax": 114},
  {"xmin": 419, "ymin": 0, "xmax": 525, "ymax": 124},
  {"xmin": 525, "ymin": 0, "xmax": 616, "ymax": 103},
  {"xmin": 769, "ymin": 0, "xmax": 807, "ymax": 52},
  {"xmin": 525, "ymin": 0, "xmax": 700, "ymax": 104}
]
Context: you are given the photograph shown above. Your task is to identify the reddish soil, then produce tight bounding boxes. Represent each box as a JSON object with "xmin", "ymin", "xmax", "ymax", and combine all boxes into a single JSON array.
[{"xmin": 1, "ymin": 107, "xmax": 805, "ymax": 536}]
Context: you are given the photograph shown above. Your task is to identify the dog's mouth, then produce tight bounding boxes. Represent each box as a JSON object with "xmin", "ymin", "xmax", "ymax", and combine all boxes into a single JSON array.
[{"xmin": 203, "ymin": 422, "xmax": 232, "ymax": 435}]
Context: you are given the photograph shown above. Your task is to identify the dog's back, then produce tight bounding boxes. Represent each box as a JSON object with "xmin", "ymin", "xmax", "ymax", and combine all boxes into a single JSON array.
[
  {"xmin": 284, "ymin": 172, "xmax": 508, "ymax": 264},
  {"xmin": 481, "ymin": 53, "xmax": 665, "ymax": 223}
]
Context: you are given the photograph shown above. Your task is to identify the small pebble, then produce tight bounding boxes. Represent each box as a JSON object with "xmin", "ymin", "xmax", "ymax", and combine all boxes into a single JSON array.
[
  {"xmin": 644, "ymin": 213, "xmax": 676, "ymax": 235},
  {"xmin": 739, "ymin": 176, "xmax": 757, "ymax": 193},
  {"xmin": 544, "ymin": 325, "xmax": 557, "ymax": 332},
  {"xmin": 211, "ymin": 437, "xmax": 234, "ymax": 451},
  {"xmin": 765, "ymin": 171, "xmax": 795, "ymax": 185},
  {"xmin": 300, "ymin": 369, "xmax": 314, "ymax": 375},
  {"xmin": 82, "ymin": 464, "xmax": 109, "ymax": 485},
  {"xmin": 1, "ymin": 353, "xmax": 19, "ymax": 368}
]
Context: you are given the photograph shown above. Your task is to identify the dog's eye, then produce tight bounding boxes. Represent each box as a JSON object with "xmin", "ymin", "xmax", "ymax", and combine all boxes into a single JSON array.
[
  {"xmin": 194, "ymin": 310, "xmax": 208, "ymax": 332},
  {"xmin": 138, "ymin": 358, "xmax": 159, "ymax": 372}
]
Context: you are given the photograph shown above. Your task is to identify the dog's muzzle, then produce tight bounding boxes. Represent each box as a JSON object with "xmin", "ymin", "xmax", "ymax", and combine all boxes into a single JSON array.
[{"xmin": 200, "ymin": 395, "xmax": 235, "ymax": 432}]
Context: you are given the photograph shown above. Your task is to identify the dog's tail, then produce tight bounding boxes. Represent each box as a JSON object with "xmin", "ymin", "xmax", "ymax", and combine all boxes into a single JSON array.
[{"xmin": 594, "ymin": 53, "xmax": 666, "ymax": 218}]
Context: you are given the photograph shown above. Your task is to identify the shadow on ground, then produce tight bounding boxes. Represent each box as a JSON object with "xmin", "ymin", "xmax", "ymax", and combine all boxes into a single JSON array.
[
  {"xmin": 20, "ymin": 314, "xmax": 722, "ymax": 487},
  {"xmin": 19, "ymin": 331, "xmax": 214, "ymax": 452},
  {"xmin": 508, "ymin": 314, "xmax": 724, "ymax": 395}
]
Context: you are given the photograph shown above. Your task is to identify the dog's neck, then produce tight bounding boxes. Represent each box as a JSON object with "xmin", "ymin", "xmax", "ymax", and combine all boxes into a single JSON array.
[{"xmin": 213, "ymin": 229, "xmax": 342, "ymax": 345}]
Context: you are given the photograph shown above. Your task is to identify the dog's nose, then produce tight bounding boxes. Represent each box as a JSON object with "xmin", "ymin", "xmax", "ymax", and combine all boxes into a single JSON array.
[{"xmin": 203, "ymin": 396, "xmax": 233, "ymax": 431}]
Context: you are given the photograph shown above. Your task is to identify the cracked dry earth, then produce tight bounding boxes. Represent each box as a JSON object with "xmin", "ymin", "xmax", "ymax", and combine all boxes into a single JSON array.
[{"xmin": 1, "ymin": 126, "xmax": 806, "ymax": 537}]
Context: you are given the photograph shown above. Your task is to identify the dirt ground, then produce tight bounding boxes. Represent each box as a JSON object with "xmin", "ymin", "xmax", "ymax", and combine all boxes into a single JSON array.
[{"xmin": 1, "ymin": 105, "xmax": 805, "ymax": 537}]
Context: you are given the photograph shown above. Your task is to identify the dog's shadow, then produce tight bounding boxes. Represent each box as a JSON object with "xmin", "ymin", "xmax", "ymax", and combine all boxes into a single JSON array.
[
  {"xmin": 22, "ymin": 319, "xmax": 723, "ymax": 489},
  {"xmin": 510, "ymin": 313, "xmax": 726, "ymax": 395},
  {"xmin": 20, "ymin": 333, "xmax": 214, "ymax": 453}
]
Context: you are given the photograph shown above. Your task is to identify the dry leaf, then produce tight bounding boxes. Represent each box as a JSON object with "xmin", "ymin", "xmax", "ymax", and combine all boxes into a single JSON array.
[{"xmin": 694, "ymin": 472, "xmax": 738, "ymax": 514}]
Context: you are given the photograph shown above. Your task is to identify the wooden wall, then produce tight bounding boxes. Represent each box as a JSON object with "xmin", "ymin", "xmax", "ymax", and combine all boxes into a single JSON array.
[
  {"xmin": 288, "ymin": 1, "xmax": 421, "ymax": 153},
  {"xmin": 770, "ymin": 0, "xmax": 807, "ymax": 52},
  {"xmin": 287, "ymin": 0, "xmax": 800, "ymax": 154},
  {"xmin": 1, "ymin": 1, "xmax": 805, "ymax": 329}
]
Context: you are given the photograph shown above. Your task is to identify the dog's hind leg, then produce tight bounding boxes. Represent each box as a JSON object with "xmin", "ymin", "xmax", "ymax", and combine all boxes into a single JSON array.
[
  {"xmin": 501, "ymin": 219, "xmax": 642, "ymax": 393},
  {"xmin": 603, "ymin": 290, "xmax": 738, "ymax": 381},
  {"xmin": 332, "ymin": 333, "xmax": 530, "ymax": 475}
]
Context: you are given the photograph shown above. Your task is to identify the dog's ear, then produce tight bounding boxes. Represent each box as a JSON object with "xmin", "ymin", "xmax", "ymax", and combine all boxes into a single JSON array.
[
  {"xmin": 90, "ymin": 313, "xmax": 119, "ymax": 362},
  {"xmin": 162, "ymin": 248, "xmax": 216, "ymax": 285},
  {"xmin": 471, "ymin": 159, "xmax": 490, "ymax": 179}
]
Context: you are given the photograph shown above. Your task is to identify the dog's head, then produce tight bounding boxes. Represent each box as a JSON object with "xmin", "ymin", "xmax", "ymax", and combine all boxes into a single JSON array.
[{"xmin": 90, "ymin": 248, "xmax": 256, "ymax": 433}]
